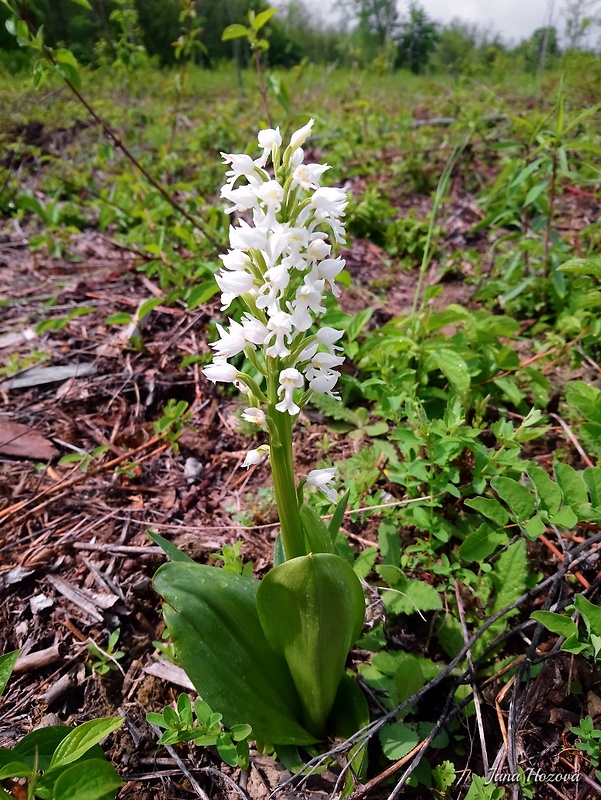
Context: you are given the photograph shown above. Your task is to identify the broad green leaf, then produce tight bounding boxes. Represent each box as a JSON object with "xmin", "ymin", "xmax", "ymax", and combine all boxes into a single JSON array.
[
  {"xmin": 491, "ymin": 476, "xmax": 535, "ymax": 521},
  {"xmin": 436, "ymin": 614, "xmax": 464, "ymax": 658},
  {"xmin": 527, "ymin": 466, "xmax": 562, "ymax": 515},
  {"xmin": 575, "ymin": 595, "xmax": 601, "ymax": 638},
  {"xmin": 0, "ymin": 650, "xmax": 19, "ymax": 696},
  {"xmin": 0, "ymin": 761, "xmax": 32, "ymax": 780},
  {"xmin": 558, "ymin": 258, "xmax": 601, "ymax": 278},
  {"xmin": 430, "ymin": 349, "xmax": 470, "ymax": 394},
  {"xmin": 69, "ymin": 0, "xmax": 92, "ymax": 8},
  {"xmin": 353, "ymin": 546, "xmax": 377, "ymax": 579},
  {"xmin": 554, "ymin": 463, "xmax": 589, "ymax": 511},
  {"xmin": 523, "ymin": 514, "xmax": 546, "ymax": 539},
  {"xmin": 379, "ymin": 722, "xmax": 419, "ymax": 760},
  {"xmin": 51, "ymin": 758, "xmax": 123, "ymax": 800},
  {"xmin": 154, "ymin": 562, "xmax": 315, "ymax": 745},
  {"xmin": 216, "ymin": 733, "xmax": 238, "ymax": 767},
  {"xmin": 491, "ymin": 539, "xmax": 527, "ymax": 614},
  {"xmin": 187, "ymin": 280, "xmax": 219, "ymax": 310},
  {"xmin": 253, "ymin": 8, "xmax": 277, "ymax": 30},
  {"xmin": 531, "ymin": 611, "xmax": 578, "ymax": 639},
  {"xmin": 584, "ymin": 467, "xmax": 601, "ymax": 508},
  {"xmin": 221, "ymin": 23, "xmax": 248, "ymax": 41},
  {"xmin": 50, "ymin": 718, "xmax": 123, "ymax": 769},
  {"xmin": 328, "ymin": 675, "xmax": 369, "ymax": 781},
  {"xmin": 394, "ymin": 654, "xmax": 424, "ymax": 712},
  {"xmin": 549, "ymin": 506, "xmax": 578, "ymax": 528},
  {"xmin": 377, "ymin": 569, "xmax": 442, "ymax": 616},
  {"xmin": 14, "ymin": 727, "xmax": 72, "ymax": 770},
  {"xmin": 464, "ymin": 497, "xmax": 509, "ymax": 527},
  {"xmin": 256, "ymin": 553, "xmax": 365, "ymax": 738},
  {"xmin": 378, "ymin": 521, "xmax": 400, "ymax": 567},
  {"xmin": 459, "ymin": 524, "xmax": 508, "ymax": 562}
]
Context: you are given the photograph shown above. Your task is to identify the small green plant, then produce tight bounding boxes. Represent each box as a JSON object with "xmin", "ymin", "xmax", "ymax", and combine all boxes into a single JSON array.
[
  {"xmin": 570, "ymin": 716, "xmax": 601, "ymax": 781},
  {"xmin": 86, "ymin": 629, "xmax": 125, "ymax": 676},
  {"xmin": 0, "ymin": 650, "xmax": 124, "ymax": 799},
  {"xmin": 210, "ymin": 541, "xmax": 253, "ymax": 577},
  {"xmin": 153, "ymin": 399, "xmax": 191, "ymax": 451},
  {"xmin": 532, "ymin": 594, "xmax": 601, "ymax": 660},
  {"xmin": 147, "ymin": 693, "xmax": 251, "ymax": 768}
]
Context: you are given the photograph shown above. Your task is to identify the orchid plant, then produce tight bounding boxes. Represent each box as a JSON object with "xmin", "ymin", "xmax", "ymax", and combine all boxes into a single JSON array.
[{"xmin": 153, "ymin": 121, "xmax": 367, "ymax": 753}]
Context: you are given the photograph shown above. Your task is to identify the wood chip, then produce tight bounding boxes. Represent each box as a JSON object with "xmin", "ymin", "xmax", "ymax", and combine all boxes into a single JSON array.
[
  {"xmin": 47, "ymin": 574, "xmax": 114, "ymax": 622},
  {"xmin": 0, "ymin": 362, "xmax": 97, "ymax": 390},
  {"xmin": 144, "ymin": 660, "xmax": 195, "ymax": 692},
  {"xmin": 13, "ymin": 643, "xmax": 65, "ymax": 674},
  {"xmin": 0, "ymin": 416, "xmax": 59, "ymax": 460}
]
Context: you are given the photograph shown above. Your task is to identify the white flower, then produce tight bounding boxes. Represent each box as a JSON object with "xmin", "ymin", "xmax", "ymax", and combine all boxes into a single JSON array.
[
  {"xmin": 258, "ymin": 127, "xmax": 282, "ymax": 151},
  {"xmin": 229, "ymin": 220, "xmax": 268, "ymax": 252},
  {"xmin": 203, "ymin": 357, "xmax": 237, "ymax": 383},
  {"xmin": 307, "ymin": 467, "xmax": 337, "ymax": 502},
  {"xmin": 221, "ymin": 153, "xmax": 264, "ymax": 187},
  {"xmin": 288, "ymin": 280, "xmax": 326, "ymax": 331},
  {"xmin": 289, "ymin": 118, "xmax": 314, "ymax": 150},
  {"xmin": 315, "ymin": 327, "xmax": 344, "ymax": 352},
  {"xmin": 307, "ymin": 237, "xmax": 331, "ymax": 262},
  {"xmin": 210, "ymin": 320, "xmax": 248, "ymax": 358},
  {"xmin": 265, "ymin": 311, "xmax": 293, "ymax": 358},
  {"xmin": 221, "ymin": 184, "xmax": 259, "ymax": 214},
  {"xmin": 220, "ymin": 249, "xmax": 250, "ymax": 271},
  {"xmin": 275, "ymin": 368, "xmax": 304, "ymax": 415},
  {"xmin": 292, "ymin": 162, "xmax": 330, "ymax": 191},
  {"xmin": 215, "ymin": 268, "xmax": 256, "ymax": 309},
  {"xmin": 242, "ymin": 446, "xmax": 270, "ymax": 468},
  {"xmin": 242, "ymin": 408, "xmax": 266, "ymax": 427},
  {"xmin": 305, "ymin": 352, "xmax": 345, "ymax": 378},
  {"xmin": 310, "ymin": 187, "xmax": 348, "ymax": 215},
  {"xmin": 240, "ymin": 313, "xmax": 269, "ymax": 346},
  {"xmin": 308, "ymin": 370, "xmax": 340, "ymax": 396}
]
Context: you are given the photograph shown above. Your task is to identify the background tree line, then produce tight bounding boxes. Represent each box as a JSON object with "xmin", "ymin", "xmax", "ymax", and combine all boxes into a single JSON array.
[{"xmin": 0, "ymin": 0, "xmax": 599, "ymax": 75}]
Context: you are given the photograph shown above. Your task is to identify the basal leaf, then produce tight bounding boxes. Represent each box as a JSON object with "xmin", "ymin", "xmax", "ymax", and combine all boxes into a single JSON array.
[
  {"xmin": 154, "ymin": 563, "xmax": 315, "ymax": 745},
  {"xmin": 256, "ymin": 553, "xmax": 365, "ymax": 738}
]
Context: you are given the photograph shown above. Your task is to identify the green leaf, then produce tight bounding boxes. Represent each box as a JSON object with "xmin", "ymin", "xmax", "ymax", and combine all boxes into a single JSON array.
[
  {"xmin": 69, "ymin": 0, "xmax": 92, "ymax": 8},
  {"xmin": 554, "ymin": 463, "xmax": 589, "ymax": 511},
  {"xmin": 523, "ymin": 514, "xmax": 546, "ymax": 538},
  {"xmin": 0, "ymin": 650, "xmax": 19, "ymax": 697},
  {"xmin": 138, "ymin": 297, "xmax": 163, "ymax": 321},
  {"xmin": 105, "ymin": 312, "xmax": 133, "ymax": 325},
  {"xmin": 13, "ymin": 728, "xmax": 72, "ymax": 771},
  {"xmin": 253, "ymin": 8, "xmax": 277, "ymax": 30},
  {"xmin": 328, "ymin": 490, "xmax": 349, "ymax": 543},
  {"xmin": 430, "ymin": 349, "xmax": 470, "ymax": 394},
  {"xmin": 575, "ymin": 595, "xmax": 601, "ymax": 639},
  {"xmin": 328, "ymin": 675, "xmax": 369, "ymax": 781},
  {"xmin": 491, "ymin": 476, "xmax": 535, "ymax": 521},
  {"xmin": 527, "ymin": 465, "xmax": 562, "ymax": 515},
  {"xmin": 531, "ymin": 611, "xmax": 578, "ymax": 639},
  {"xmin": 221, "ymin": 23, "xmax": 248, "ymax": 41},
  {"xmin": 491, "ymin": 539, "xmax": 527, "ymax": 614},
  {"xmin": 584, "ymin": 467, "xmax": 601, "ymax": 508},
  {"xmin": 147, "ymin": 531, "xmax": 194, "ymax": 563},
  {"xmin": 187, "ymin": 280, "xmax": 219, "ymax": 310},
  {"xmin": 394, "ymin": 654, "xmax": 425, "ymax": 712},
  {"xmin": 300, "ymin": 504, "xmax": 334, "ymax": 554},
  {"xmin": 459, "ymin": 524, "xmax": 508, "ymax": 562},
  {"xmin": 50, "ymin": 718, "xmax": 123, "ymax": 769},
  {"xmin": 51, "ymin": 758, "xmax": 123, "ymax": 800},
  {"xmin": 549, "ymin": 506, "xmax": 578, "ymax": 528},
  {"xmin": 154, "ymin": 562, "xmax": 315, "ymax": 745},
  {"xmin": 0, "ymin": 761, "xmax": 32, "ymax": 780},
  {"xmin": 216, "ymin": 733, "xmax": 238, "ymax": 767},
  {"xmin": 378, "ymin": 521, "xmax": 400, "ymax": 567},
  {"xmin": 464, "ymin": 497, "xmax": 509, "ymax": 527},
  {"xmin": 379, "ymin": 722, "xmax": 419, "ymax": 760},
  {"xmin": 256, "ymin": 553, "xmax": 365, "ymax": 738},
  {"xmin": 377, "ymin": 568, "xmax": 442, "ymax": 616}
]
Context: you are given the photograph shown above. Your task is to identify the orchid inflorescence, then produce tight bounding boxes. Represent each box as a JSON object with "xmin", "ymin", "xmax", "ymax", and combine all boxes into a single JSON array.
[{"xmin": 203, "ymin": 119, "xmax": 348, "ymax": 502}]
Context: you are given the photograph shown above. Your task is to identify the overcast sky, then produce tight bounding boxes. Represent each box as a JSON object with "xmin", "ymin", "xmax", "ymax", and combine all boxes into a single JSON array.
[{"xmin": 277, "ymin": 0, "xmax": 564, "ymax": 44}]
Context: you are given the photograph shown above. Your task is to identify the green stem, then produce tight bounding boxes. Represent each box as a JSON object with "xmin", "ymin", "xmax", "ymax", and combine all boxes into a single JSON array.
[{"xmin": 266, "ymin": 366, "xmax": 306, "ymax": 559}]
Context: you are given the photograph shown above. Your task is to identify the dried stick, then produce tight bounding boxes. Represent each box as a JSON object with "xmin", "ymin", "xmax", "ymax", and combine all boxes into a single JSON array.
[
  {"xmin": 454, "ymin": 578, "xmax": 490, "ymax": 775},
  {"xmin": 148, "ymin": 723, "xmax": 210, "ymax": 800}
]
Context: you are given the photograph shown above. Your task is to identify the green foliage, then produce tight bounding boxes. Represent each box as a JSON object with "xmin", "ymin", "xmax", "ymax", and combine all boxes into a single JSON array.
[
  {"xmin": 86, "ymin": 629, "xmax": 125, "ymax": 676},
  {"xmin": 571, "ymin": 716, "xmax": 601, "ymax": 780},
  {"xmin": 147, "ymin": 694, "xmax": 251, "ymax": 768},
  {"xmin": 0, "ymin": 654, "xmax": 123, "ymax": 800},
  {"xmin": 533, "ymin": 594, "xmax": 601, "ymax": 660}
]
